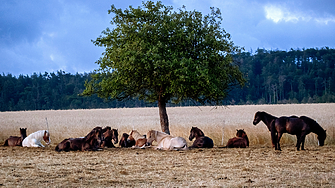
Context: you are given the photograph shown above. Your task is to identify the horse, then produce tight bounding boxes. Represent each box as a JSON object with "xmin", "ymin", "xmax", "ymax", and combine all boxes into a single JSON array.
[
  {"xmin": 188, "ymin": 127, "xmax": 214, "ymax": 148},
  {"xmin": 55, "ymin": 127, "xmax": 104, "ymax": 152},
  {"xmin": 4, "ymin": 128, "xmax": 27, "ymax": 147},
  {"xmin": 236, "ymin": 129, "xmax": 249, "ymax": 147},
  {"xmin": 128, "ymin": 130, "xmax": 147, "ymax": 148},
  {"xmin": 271, "ymin": 115, "xmax": 327, "ymax": 151},
  {"xmin": 22, "ymin": 130, "xmax": 50, "ymax": 147},
  {"xmin": 224, "ymin": 129, "xmax": 249, "ymax": 148},
  {"xmin": 119, "ymin": 133, "xmax": 135, "ymax": 148},
  {"xmin": 146, "ymin": 130, "xmax": 188, "ymax": 151},
  {"xmin": 100, "ymin": 127, "xmax": 118, "ymax": 148}
]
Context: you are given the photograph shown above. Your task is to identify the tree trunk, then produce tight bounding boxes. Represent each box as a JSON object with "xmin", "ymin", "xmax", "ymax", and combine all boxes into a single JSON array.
[{"xmin": 158, "ymin": 94, "xmax": 170, "ymax": 135}]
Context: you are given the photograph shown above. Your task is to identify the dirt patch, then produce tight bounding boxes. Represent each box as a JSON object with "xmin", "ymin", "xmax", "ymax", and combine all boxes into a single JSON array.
[{"xmin": 1, "ymin": 145, "xmax": 335, "ymax": 187}]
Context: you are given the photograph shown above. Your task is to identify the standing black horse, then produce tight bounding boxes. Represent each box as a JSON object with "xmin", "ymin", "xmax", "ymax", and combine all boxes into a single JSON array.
[
  {"xmin": 189, "ymin": 127, "xmax": 214, "ymax": 148},
  {"xmin": 253, "ymin": 111, "xmax": 278, "ymax": 131},
  {"xmin": 271, "ymin": 115, "xmax": 326, "ymax": 151}
]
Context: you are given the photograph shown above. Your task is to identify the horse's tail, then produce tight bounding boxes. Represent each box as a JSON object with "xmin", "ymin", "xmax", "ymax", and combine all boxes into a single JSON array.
[{"xmin": 3, "ymin": 139, "xmax": 8, "ymax": 146}]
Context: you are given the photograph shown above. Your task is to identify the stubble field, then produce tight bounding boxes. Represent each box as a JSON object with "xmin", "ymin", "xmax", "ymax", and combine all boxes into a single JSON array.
[{"xmin": 0, "ymin": 103, "xmax": 335, "ymax": 187}]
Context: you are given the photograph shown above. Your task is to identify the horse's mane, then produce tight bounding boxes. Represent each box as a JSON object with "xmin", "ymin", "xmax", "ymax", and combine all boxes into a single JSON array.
[
  {"xmin": 130, "ymin": 130, "xmax": 145, "ymax": 140},
  {"xmin": 191, "ymin": 127, "xmax": 204, "ymax": 136},
  {"xmin": 102, "ymin": 126, "xmax": 111, "ymax": 133},
  {"xmin": 299, "ymin": 116, "xmax": 325, "ymax": 134},
  {"xmin": 259, "ymin": 111, "xmax": 277, "ymax": 119},
  {"xmin": 84, "ymin": 127, "xmax": 102, "ymax": 141}
]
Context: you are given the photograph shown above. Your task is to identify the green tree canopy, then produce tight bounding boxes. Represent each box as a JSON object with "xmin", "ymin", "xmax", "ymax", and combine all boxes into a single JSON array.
[{"xmin": 83, "ymin": 1, "xmax": 246, "ymax": 134}]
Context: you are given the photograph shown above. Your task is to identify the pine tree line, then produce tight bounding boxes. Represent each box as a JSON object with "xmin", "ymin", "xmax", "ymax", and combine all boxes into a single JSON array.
[{"xmin": 0, "ymin": 47, "xmax": 334, "ymax": 111}]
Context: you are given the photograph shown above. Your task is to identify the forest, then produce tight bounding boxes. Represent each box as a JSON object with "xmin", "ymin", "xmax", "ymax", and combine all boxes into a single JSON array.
[{"xmin": 1, "ymin": 47, "xmax": 334, "ymax": 111}]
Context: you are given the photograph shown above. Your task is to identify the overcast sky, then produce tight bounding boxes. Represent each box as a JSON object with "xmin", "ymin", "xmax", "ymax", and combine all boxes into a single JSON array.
[{"xmin": 1, "ymin": 0, "xmax": 335, "ymax": 76}]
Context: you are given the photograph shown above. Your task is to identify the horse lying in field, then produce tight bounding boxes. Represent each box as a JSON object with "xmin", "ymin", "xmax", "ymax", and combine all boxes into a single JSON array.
[
  {"xmin": 55, "ymin": 127, "xmax": 104, "ymax": 152},
  {"xmin": 119, "ymin": 133, "xmax": 135, "ymax": 148},
  {"xmin": 146, "ymin": 130, "xmax": 188, "ymax": 151},
  {"xmin": 4, "ymin": 128, "xmax": 27, "ymax": 147},
  {"xmin": 128, "ymin": 130, "xmax": 147, "ymax": 148},
  {"xmin": 100, "ymin": 127, "xmax": 118, "ymax": 148},
  {"xmin": 22, "ymin": 130, "xmax": 50, "ymax": 147},
  {"xmin": 224, "ymin": 129, "xmax": 249, "ymax": 148},
  {"xmin": 189, "ymin": 127, "xmax": 214, "ymax": 148}
]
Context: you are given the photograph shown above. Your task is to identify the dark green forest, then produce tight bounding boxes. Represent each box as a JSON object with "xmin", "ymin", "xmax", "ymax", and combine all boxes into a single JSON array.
[{"xmin": 1, "ymin": 47, "xmax": 334, "ymax": 111}]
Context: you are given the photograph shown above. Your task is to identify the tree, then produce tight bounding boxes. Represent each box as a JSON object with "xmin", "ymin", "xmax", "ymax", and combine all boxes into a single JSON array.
[{"xmin": 82, "ymin": 1, "xmax": 246, "ymax": 134}]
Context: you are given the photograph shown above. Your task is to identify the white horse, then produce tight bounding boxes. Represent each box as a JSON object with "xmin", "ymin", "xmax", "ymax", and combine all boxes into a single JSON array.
[
  {"xmin": 22, "ymin": 130, "xmax": 51, "ymax": 147},
  {"xmin": 146, "ymin": 130, "xmax": 188, "ymax": 150}
]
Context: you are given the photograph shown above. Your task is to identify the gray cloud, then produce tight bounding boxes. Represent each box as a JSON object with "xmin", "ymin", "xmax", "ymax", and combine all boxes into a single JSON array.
[{"xmin": 1, "ymin": 0, "xmax": 335, "ymax": 76}]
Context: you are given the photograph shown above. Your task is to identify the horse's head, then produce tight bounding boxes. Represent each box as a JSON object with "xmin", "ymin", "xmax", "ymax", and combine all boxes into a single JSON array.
[
  {"xmin": 300, "ymin": 116, "xmax": 327, "ymax": 147},
  {"xmin": 318, "ymin": 130, "xmax": 327, "ymax": 146},
  {"xmin": 253, "ymin": 111, "xmax": 263, "ymax": 125},
  {"xmin": 119, "ymin": 133, "xmax": 129, "ymax": 147},
  {"xmin": 189, "ymin": 127, "xmax": 204, "ymax": 141},
  {"xmin": 112, "ymin": 129, "xmax": 119, "ymax": 144},
  {"xmin": 146, "ymin": 130, "xmax": 156, "ymax": 146},
  {"xmin": 127, "ymin": 130, "xmax": 135, "ymax": 141},
  {"xmin": 43, "ymin": 130, "xmax": 51, "ymax": 145},
  {"xmin": 20, "ymin": 128, "xmax": 27, "ymax": 138},
  {"xmin": 236, "ymin": 129, "xmax": 247, "ymax": 137}
]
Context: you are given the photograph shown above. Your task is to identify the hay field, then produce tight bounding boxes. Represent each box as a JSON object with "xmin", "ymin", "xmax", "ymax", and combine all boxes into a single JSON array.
[
  {"xmin": 1, "ymin": 103, "xmax": 335, "ymax": 146},
  {"xmin": 1, "ymin": 103, "xmax": 335, "ymax": 187},
  {"xmin": 1, "ymin": 146, "xmax": 335, "ymax": 187}
]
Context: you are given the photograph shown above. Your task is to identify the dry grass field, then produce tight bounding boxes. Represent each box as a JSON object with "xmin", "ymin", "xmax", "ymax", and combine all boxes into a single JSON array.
[{"xmin": 0, "ymin": 103, "xmax": 335, "ymax": 187}]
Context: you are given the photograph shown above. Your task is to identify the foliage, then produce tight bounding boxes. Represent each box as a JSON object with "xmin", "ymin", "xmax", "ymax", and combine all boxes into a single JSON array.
[
  {"xmin": 1, "ymin": 47, "xmax": 334, "ymax": 112},
  {"xmin": 83, "ymin": 1, "xmax": 245, "ymax": 104},
  {"xmin": 230, "ymin": 47, "xmax": 335, "ymax": 104}
]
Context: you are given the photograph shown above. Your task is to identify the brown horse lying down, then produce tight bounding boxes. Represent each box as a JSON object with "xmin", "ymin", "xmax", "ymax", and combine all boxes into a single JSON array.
[
  {"xmin": 235, "ymin": 129, "xmax": 249, "ymax": 147},
  {"xmin": 225, "ymin": 129, "xmax": 249, "ymax": 148},
  {"xmin": 128, "ymin": 130, "xmax": 147, "ymax": 148},
  {"xmin": 100, "ymin": 127, "xmax": 118, "ymax": 148},
  {"xmin": 55, "ymin": 127, "xmax": 104, "ymax": 152},
  {"xmin": 4, "ymin": 128, "xmax": 27, "ymax": 147},
  {"xmin": 119, "ymin": 133, "xmax": 135, "ymax": 148},
  {"xmin": 189, "ymin": 127, "xmax": 214, "ymax": 148}
]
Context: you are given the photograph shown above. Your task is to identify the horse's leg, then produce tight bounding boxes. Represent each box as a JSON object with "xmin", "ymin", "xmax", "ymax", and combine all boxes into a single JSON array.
[
  {"xmin": 300, "ymin": 134, "xmax": 306, "ymax": 150},
  {"xmin": 295, "ymin": 135, "xmax": 301, "ymax": 149},
  {"xmin": 277, "ymin": 132, "xmax": 283, "ymax": 151},
  {"xmin": 270, "ymin": 123, "xmax": 278, "ymax": 150}
]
